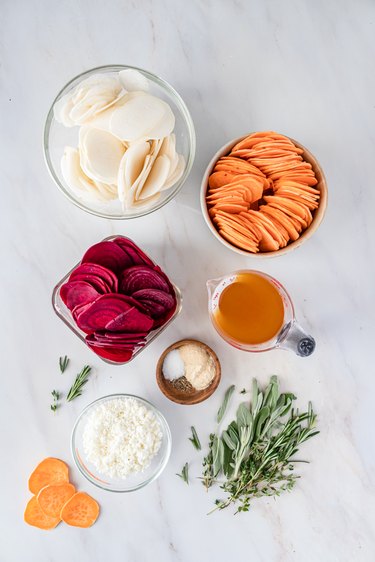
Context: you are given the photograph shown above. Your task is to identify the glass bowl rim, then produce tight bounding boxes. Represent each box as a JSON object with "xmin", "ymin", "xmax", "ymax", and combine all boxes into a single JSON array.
[
  {"xmin": 71, "ymin": 392, "xmax": 172, "ymax": 492},
  {"xmin": 43, "ymin": 64, "xmax": 196, "ymax": 219}
]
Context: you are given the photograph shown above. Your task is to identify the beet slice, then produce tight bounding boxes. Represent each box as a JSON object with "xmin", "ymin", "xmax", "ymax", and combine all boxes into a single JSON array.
[
  {"xmin": 70, "ymin": 263, "xmax": 118, "ymax": 291},
  {"xmin": 105, "ymin": 306, "xmax": 153, "ymax": 333},
  {"xmin": 68, "ymin": 274, "xmax": 111, "ymax": 294},
  {"xmin": 76, "ymin": 293, "xmax": 153, "ymax": 334},
  {"xmin": 60, "ymin": 281, "xmax": 100, "ymax": 311},
  {"xmin": 75, "ymin": 294, "xmax": 134, "ymax": 333},
  {"xmin": 113, "ymin": 237, "xmax": 154, "ymax": 267},
  {"xmin": 86, "ymin": 335, "xmax": 145, "ymax": 349},
  {"xmin": 132, "ymin": 288, "xmax": 175, "ymax": 309},
  {"xmin": 86, "ymin": 339, "xmax": 134, "ymax": 363},
  {"xmin": 81, "ymin": 241, "xmax": 132, "ymax": 273},
  {"xmin": 119, "ymin": 266, "xmax": 170, "ymax": 295},
  {"xmin": 94, "ymin": 330, "xmax": 148, "ymax": 341}
]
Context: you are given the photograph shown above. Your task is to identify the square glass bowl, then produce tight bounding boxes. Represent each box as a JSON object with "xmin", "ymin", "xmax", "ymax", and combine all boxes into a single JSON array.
[
  {"xmin": 52, "ymin": 235, "xmax": 182, "ymax": 365},
  {"xmin": 71, "ymin": 394, "xmax": 172, "ymax": 492}
]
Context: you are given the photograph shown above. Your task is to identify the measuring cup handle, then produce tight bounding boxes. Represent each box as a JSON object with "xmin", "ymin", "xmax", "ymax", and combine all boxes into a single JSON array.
[{"xmin": 278, "ymin": 321, "xmax": 316, "ymax": 357}]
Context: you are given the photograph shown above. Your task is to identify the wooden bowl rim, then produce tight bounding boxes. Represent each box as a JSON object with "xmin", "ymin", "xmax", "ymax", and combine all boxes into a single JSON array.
[
  {"xmin": 156, "ymin": 339, "xmax": 221, "ymax": 405},
  {"xmin": 200, "ymin": 133, "xmax": 328, "ymax": 258}
]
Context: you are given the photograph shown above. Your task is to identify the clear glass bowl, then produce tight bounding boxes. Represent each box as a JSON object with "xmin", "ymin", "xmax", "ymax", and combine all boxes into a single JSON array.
[
  {"xmin": 44, "ymin": 64, "xmax": 196, "ymax": 219},
  {"xmin": 71, "ymin": 394, "xmax": 172, "ymax": 492},
  {"xmin": 52, "ymin": 235, "xmax": 182, "ymax": 365}
]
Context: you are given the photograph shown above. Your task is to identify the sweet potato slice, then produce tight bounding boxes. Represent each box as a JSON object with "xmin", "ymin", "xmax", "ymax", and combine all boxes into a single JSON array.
[
  {"xmin": 24, "ymin": 496, "xmax": 60, "ymax": 530},
  {"xmin": 37, "ymin": 483, "xmax": 76, "ymax": 518},
  {"xmin": 60, "ymin": 492, "xmax": 100, "ymax": 528},
  {"xmin": 28, "ymin": 458, "xmax": 69, "ymax": 495}
]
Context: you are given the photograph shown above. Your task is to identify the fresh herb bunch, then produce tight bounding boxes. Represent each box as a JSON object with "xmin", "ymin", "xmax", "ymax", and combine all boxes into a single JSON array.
[
  {"xmin": 66, "ymin": 365, "xmax": 92, "ymax": 402},
  {"xmin": 202, "ymin": 376, "xmax": 319, "ymax": 514}
]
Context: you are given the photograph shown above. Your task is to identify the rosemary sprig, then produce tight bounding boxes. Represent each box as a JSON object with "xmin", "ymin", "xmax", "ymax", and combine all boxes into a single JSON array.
[
  {"xmin": 189, "ymin": 426, "xmax": 201, "ymax": 450},
  {"xmin": 202, "ymin": 376, "xmax": 319, "ymax": 514},
  {"xmin": 66, "ymin": 365, "xmax": 92, "ymax": 402},
  {"xmin": 176, "ymin": 462, "xmax": 189, "ymax": 484},
  {"xmin": 50, "ymin": 390, "xmax": 60, "ymax": 412},
  {"xmin": 59, "ymin": 355, "xmax": 69, "ymax": 373}
]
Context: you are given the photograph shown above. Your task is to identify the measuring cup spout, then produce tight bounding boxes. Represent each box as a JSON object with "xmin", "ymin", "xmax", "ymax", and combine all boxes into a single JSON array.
[
  {"xmin": 278, "ymin": 320, "xmax": 316, "ymax": 357},
  {"xmin": 206, "ymin": 277, "xmax": 221, "ymax": 299}
]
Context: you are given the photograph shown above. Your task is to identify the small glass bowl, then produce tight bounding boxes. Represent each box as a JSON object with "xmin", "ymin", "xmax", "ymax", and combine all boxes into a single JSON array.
[
  {"xmin": 52, "ymin": 235, "xmax": 182, "ymax": 365},
  {"xmin": 44, "ymin": 64, "xmax": 196, "ymax": 219},
  {"xmin": 71, "ymin": 394, "xmax": 172, "ymax": 492}
]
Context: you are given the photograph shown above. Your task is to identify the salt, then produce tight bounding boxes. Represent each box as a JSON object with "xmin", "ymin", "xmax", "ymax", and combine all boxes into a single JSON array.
[{"xmin": 162, "ymin": 349, "xmax": 185, "ymax": 381}]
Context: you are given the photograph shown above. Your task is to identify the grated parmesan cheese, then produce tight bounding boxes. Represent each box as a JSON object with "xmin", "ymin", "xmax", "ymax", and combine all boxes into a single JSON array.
[{"xmin": 82, "ymin": 397, "xmax": 162, "ymax": 479}]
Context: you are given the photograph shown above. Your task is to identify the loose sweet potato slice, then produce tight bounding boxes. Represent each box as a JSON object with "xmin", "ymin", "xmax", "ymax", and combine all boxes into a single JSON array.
[
  {"xmin": 24, "ymin": 496, "xmax": 60, "ymax": 530},
  {"xmin": 37, "ymin": 483, "xmax": 76, "ymax": 518},
  {"xmin": 60, "ymin": 492, "xmax": 100, "ymax": 528},
  {"xmin": 28, "ymin": 458, "xmax": 69, "ymax": 495}
]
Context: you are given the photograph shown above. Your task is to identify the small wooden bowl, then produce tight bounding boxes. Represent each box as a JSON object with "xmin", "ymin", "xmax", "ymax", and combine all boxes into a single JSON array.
[
  {"xmin": 200, "ymin": 133, "xmax": 328, "ymax": 258},
  {"xmin": 156, "ymin": 339, "xmax": 221, "ymax": 405}
]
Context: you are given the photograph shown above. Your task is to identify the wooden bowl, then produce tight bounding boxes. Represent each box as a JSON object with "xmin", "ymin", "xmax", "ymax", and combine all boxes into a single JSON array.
[
  {"xmin": 156, "ymin": 339, "xmax": 221, "ymax": 405},
  {"xmin": 200, "ymin": 134, "xmax": 328, "ymax": 258}
]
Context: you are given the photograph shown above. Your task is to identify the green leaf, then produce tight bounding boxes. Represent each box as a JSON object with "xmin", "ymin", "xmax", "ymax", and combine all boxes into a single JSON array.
[
  {"xmin": 189, "ymin": 426, "xmax": 201, "ymax": 450},
  {"xmin": 212, "ymin": 436, "xmax": 225, "ymax": 477},
  {"xmin": 176, "ymin": 462, "xmax": 189, "ymax": 484},
  {"xmin": 217, "ymin": 385, "xmax": 235, "ymax": 423},
  {"xmin": 59, "ymin": 355, "xmax": 70, "ymax": 374},
  {"xmin": 236, "ymin": 402, "xmax": 253, "ymax": 428},
  {"xmin": 222, "ymin": 430, "xmax": 237, "ymax": 451},
  {"xmin": 254, "ymin": 406, "xmax": 270, "ymax": 439}
]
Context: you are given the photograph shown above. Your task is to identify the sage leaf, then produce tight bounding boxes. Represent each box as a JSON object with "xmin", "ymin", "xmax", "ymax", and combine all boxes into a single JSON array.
[{"xmin": 217, "ymin": 385, "xmax": 235, "ymax": 423}]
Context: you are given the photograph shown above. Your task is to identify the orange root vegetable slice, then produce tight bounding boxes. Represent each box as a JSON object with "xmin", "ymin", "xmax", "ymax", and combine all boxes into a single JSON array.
[
  {"xmin": 24, "ymin": 496, "xmax": 60, "ymax": 530},
  {"xmin": 60, "ymin": 492, "xmax": 100, "ymax": 528},
  {"xmin": 214, "ymin": 214, "xmax": 258, "ymax": 243},
  {"xmin": 37, "ymin": 483, "xmax": 76, "ymax": 518},
  {"xmin": 208, "ymin": 171, "xmax": 237, "ymax": 188},
  {"xmin": 247, "ymin": 210, "xmax": 287, "ymax": 247},
  {"xmin": 28, "ymin": 458, "xmax": 69, "ymax": 495},
  {"xmin": 208, "ymin": 202, "xmax": 247, "ymax": 215},
  {"xmin": 219, "ymin": 227, "xmax": 258, "ymax": 253}
]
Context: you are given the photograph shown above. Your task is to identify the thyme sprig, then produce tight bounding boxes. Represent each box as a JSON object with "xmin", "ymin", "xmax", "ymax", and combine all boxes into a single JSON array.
[{"xmin": 50, "ymin": 390, "xmax": 60, "ymax": 412}]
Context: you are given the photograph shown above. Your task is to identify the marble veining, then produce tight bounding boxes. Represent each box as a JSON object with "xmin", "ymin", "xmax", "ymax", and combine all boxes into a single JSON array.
[{"xmin": 1, "ymin": 0, "xmax": 375, "ymax": 560}]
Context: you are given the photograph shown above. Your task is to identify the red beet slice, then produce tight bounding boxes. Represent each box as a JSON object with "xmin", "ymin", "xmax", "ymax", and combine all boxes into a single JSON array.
[
  {"xmin": 75, "ymin": 294, "xmax": 132, "ymax": 333},
  {"xmin": 81, "ymin": 241, "xmax": 132, "ymax": 273},
  {"xmin": 113, "ymin": 237, "xmax": 154, "ymax": 267},
  {"xmin": 132, "ymin": 288, "xmax": 175, "ymax": 308},
  {"xmin": 70, "ymin": 263, "xmax": 118, "ymax": 291},
  {"xmin": 76, "ymin": 293, "xmax": 153, "ymax": 334},
  {"xmin": 86, "ymin": 339, "xmax": 134, "ymax": 363},
  {"xmin": 119, "ymin": 266, "xmax": 170, "ymax": 295},
  {"xmin": 95, "ymin": 330, "xmax": 148, "ymax": 341},
  {"xmin": 68, "ymin": 274, "xmax": 111, "ymax": 294},
  {"xmin": 60, "ymin": 281, "xmax": 100, "ymax": 311},
  {"xmin": 105, "ymin": 306, "xmax": 153, "ymax": 333}
]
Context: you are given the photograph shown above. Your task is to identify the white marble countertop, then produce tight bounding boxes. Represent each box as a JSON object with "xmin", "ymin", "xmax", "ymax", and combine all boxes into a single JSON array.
[{"xmin": 1, "ymin": 0, "xmax": 375, "ymax": 560}]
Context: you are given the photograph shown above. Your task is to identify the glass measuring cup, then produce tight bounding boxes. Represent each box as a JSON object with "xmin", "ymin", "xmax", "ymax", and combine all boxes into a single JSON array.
[{"xmin": 207, "ymin": 270, "xmax": 315, "ymax": 357}]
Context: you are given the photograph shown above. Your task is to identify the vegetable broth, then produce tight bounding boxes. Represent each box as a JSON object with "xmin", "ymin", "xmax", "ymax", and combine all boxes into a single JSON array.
[{"xmin": 214, "ymin": 272, "xmax": 284, "ymax": 345}]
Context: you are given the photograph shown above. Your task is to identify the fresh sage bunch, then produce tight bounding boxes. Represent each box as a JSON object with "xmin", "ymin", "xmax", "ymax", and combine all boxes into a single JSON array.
[{"xmin": 201, "ymin": 376, "xmax": 319, "ymax": 514}]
